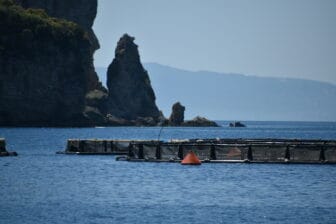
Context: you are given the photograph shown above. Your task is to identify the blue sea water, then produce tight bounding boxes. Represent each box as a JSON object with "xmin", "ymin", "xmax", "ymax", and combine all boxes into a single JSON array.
[{"xmin": 1, "ymin": 121, "xmax": 336, "ymax": 224}]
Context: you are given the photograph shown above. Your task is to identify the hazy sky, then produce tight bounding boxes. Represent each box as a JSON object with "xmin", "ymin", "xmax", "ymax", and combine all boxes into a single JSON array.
[{"xmin": 93, "ymin": 0, "xmax": 336, "ymax": 84}]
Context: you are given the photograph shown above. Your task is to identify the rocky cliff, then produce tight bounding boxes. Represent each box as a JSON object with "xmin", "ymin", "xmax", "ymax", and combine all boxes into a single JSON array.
[
  {"xmin": 0, "ymin": 1, "xmax": 216, "ymax": 127},
  {"xmin": 0, "ymin": 0, "xmax": 96, "ymax": 126},
  {"xmin": 14, "ymin": 0, "xmax": 102, "ymax": 91},
  {"xmin": 106, "ymin": 34, "xmax": 160, "ymax": 121}
]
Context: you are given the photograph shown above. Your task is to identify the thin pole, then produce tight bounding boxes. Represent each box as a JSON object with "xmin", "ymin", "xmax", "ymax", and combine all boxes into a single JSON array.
[{"xmin": 157, "ymin": 125, "xmax": 164, "ymax": 142}]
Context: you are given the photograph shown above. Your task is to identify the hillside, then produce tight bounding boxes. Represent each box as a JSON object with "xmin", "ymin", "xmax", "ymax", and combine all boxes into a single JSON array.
[{"xmin": 97, "ymin": 63, "xmax": 336, "ymax": 121}]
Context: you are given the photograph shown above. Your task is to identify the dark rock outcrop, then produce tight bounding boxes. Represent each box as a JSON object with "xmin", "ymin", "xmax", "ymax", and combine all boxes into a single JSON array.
[
  {"xmin": 182, "ymin": 116, "xmax": 219, "ymax": 127},
  {"xmin": 106, "ymin": 114, "xmax": 132, "ymax": 126},
  {"xmin": 169, "ymin": 102, "xmax": 185, "ymax": 126},
  {"xmin": 0, "ymin": 138, "xmax": 6, "ymax": 153},
  {"xmin": 0, "ymin": 138, "xmax": 17, "ymax": 156},
  {"xmin": 106, "ymin": 34, "xmax": 160, "ymax": 121},
  {"xmin": 168, "ymin": 101, "xmax": 218, "ymax": 127},
  {"xmin": 229, "ymin": 121, "xmax": 246, "ymax": 127},
  {"xmin": 0, "ymin": 1, "xmax": 218, "ymax": 127},
  {"xmin": 14, "ymin": 0, "xmax": 102, "ymax": 91},
  {"xmin": 0, "ymin": 1, "xmax": 96, "ymax": 126}
]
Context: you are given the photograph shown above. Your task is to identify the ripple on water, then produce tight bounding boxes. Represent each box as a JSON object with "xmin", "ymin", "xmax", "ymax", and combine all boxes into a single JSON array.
[{"xmin": 1, "ymin": 123, "xmax": 336, "ymax": 223}]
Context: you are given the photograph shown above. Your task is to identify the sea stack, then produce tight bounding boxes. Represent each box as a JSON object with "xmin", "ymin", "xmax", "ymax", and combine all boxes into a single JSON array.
[
  {"xmin": 106, "ymin": 34, "xmax": 160, "ymax": 121},
  {"xmin": 168, "ymin": 102, "xmax": 218, "ymax": 127},
  {"xmin": 169, "ymin": 102, "xmax": 186, "ymax": 126}
]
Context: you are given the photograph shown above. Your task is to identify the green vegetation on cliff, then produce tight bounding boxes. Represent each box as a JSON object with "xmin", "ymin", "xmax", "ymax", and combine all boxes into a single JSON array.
[
  {"xmin": 0, "ymin": 0, "xmax": 89, "ymax": 56},
  {"xmin": 0, "ymin": 0, "xmax": 94, "ymax": 126}
]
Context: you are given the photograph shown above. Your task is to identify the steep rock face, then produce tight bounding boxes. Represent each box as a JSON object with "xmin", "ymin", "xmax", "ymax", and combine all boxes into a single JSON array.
[
  {"xmin": 106, "ymin": 34, "xmax": 160, "ymax": 120},
  {"xmin": 0, "ymin": 1, "xmax": 92, "ymax": 126},
  {"xmin": 169, "ymin": 102, "xmax": 185, "ymax": 126},
  {"xmin": 15, "ymin": 0, "xmax": 99, "ymax": 53},
  {"xmin": 14, "ymin": 0, "xmax": 102, "ymax": 91}
]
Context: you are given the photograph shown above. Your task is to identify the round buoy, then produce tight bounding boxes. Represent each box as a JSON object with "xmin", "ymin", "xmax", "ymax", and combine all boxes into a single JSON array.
[{"xmin": 181, "ymin": 151, "xmax": 201, "ymax": 165}]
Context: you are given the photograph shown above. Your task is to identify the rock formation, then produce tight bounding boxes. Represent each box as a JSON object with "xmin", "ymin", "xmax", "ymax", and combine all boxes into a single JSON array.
[
  {"xmin": 14, "ymin": 0, "xmax": 102, "ymax": 91},
  {"xmin": 229, "ymin": 121, "xmax": 246, "ymax": 127},
  {"xmin": 106, "ymin": 34, "xmax": 160, "ymax": 121},
  {"xmin": 0, "ymin": 0, "xmax": 98, "ymax": 126},
  {"xmin": 168, "ymin": 102, "xmax": 218, "ymax": 127},
  {"xmin": 0, "ymin": 138, "xmax": 17, "ymax": 156},
  {"xmin": 0, "ymin": 1, "xmax": 218, "ymax": 127},
  {"xmin": 183, "ymin": 116, "xmax": 219, "ymax": 127},
  {"xmin": 0, "ymin": 138, "xmax": 6, "ymax": 153},
  {"xmin": 169, "ymin": 102, "xmax": 185, "ymax": 126}
]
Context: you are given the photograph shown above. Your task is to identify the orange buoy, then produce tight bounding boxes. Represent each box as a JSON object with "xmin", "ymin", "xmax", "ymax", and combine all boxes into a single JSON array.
[{"xmin": 181, "ymin": 151, "xmax": 201, "ymax": 165}]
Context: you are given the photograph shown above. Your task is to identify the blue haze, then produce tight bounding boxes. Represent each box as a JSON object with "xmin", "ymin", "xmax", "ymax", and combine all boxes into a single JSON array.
[
  {"xmin": 96, "ymin": 64, "xmax": 336, "ymax": 121},
  {"xmin": 93, "ymin": 0, "xmax": 336, "ymax": 84},
  {"xmin": 1, "ymin": 122, "xmax": 336, "ymax": 224}
]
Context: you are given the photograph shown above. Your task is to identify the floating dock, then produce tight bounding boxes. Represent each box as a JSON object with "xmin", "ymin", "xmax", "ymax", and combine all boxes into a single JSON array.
[
  {"xmin": 61, "ymin": 138, "xmax": 336, "ymax": 164},
  {"xmin": 0, "ymin": 138, "xmax": 18, "ymax": 157},
  {"xmin": 60, "ymin": 139, "xmax": 161, "ymax": 155}
]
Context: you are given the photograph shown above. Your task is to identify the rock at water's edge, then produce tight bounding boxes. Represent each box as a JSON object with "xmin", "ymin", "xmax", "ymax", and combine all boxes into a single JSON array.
[
  {"xmin": 229, "ymin": 121, "xmax": 246, "ymax": 127},
  {"xmin": 182, "ymin": 116, "xmax": 219, "ymax": 127},
  {"xmin": 0, "ymin": 138, "xmax": 18, "ymax": 156},
  {"xmin": 169, "ymin": 102, "xmax": 185, "ymax": 126},
  {"xmin": 106, "ymin": 34, "xmax": 160, "ymax": 121},
  {"xmin": 0, "ymin": 138, "xmax": 6, "ymax": 153}
]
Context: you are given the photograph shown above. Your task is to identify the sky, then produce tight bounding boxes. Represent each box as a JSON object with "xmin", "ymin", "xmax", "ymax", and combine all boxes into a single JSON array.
[{"xmin": 93, "ymin": 0, "xmax": 336, "ymax": 84}]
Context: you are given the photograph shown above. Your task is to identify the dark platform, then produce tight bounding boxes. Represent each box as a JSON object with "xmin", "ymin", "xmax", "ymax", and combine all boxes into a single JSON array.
[{"xmin": 61, "ymin": 138, "xmax": 336, "ymax": 164}]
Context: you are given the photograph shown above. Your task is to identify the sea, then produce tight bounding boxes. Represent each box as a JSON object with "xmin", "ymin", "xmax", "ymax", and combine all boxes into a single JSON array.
[{"xmin": 1, "ymin": 121, "xmax": 336, "ymax": 224}]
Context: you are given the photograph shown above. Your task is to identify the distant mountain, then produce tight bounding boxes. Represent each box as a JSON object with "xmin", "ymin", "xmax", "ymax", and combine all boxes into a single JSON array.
[{"xmin": 96, "ymin": 63, "xmax": 336, "ymax": 121}]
